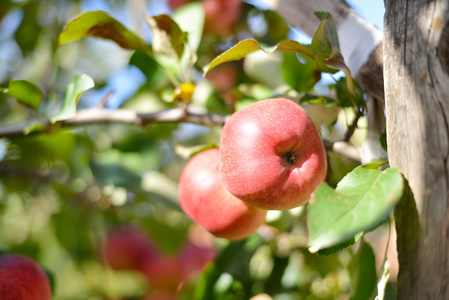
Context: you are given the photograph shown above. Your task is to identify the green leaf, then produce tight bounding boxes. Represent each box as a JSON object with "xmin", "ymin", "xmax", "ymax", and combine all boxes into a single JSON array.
[
  {"xmin": 348, "ymin": 239, "xmax": 377, "ymax": 300},
  {"xmin": 300, "ymin": 93, "xmax": 338, "ymax": 106},
  {"xmin": 203, "ymin": 39, "xmax": 313, "ymax": 75},
  {"xmin": 363, "ymin": 159, "xmax": 389, "ymax": 169},
  {"xmin": 144, "ymin": 13, "xmax": 186, "ymax": 60},
  {"xmin": 23, "ymin": 122, "xmax": 45, "ymax": 135},
  {"xmin": 281, "ymin": 52, "xmax": 321, "ymax": 93},
  {"xmin": 317, "ymin": 232, "xmax": 363, "ymax": 255},
  {"xmin": 311, "ymin": 14, "xmax": 355, "ymax": 94},
  {"xmin": 314, "ymin": 11, "xmax": 332, "ymax": 22},
  {"xmin": 173, "ymin": 2, "xmax": 205, "ymax": 70},
  {"xmin": 59, "ymin": 11, "xmax": 152, "ymax": 55},
  {"xmin": 194, "ymin": 235, "xmax": 263, "ymax": 299},
  {"xmin": 0, "ymin": 80, "xmax": 43, "ymax": 109},
  {"xmin": 307, "ymin": 167, "xmax": 403, "ymax": 252},
  {"xmin": 50, "ymin": 74, "xmax": 94, "ymax": 123}
]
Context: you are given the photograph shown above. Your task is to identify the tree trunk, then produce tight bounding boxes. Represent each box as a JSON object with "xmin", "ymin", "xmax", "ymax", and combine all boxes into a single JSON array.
[{"xmin": 383, "ymin": 0, "xmax": 449, "ymax": 299}]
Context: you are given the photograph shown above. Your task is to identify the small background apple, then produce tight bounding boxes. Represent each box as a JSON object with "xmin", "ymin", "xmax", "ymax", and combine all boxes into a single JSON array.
[{"xmin": 0, "ymin": 253, "xmax": 52, "ymax": 300}]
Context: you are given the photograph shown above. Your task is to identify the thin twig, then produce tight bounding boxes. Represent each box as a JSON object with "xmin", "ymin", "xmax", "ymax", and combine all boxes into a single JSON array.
[{"xmin": 343, "ymin": 108, "xmax": 364, "ymax": 142}]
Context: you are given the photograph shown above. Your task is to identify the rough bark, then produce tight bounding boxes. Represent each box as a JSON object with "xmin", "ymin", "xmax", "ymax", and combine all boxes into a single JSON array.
[{"xmin": 383, "ymin": 0, "xmax": 449, "ymax": 299}]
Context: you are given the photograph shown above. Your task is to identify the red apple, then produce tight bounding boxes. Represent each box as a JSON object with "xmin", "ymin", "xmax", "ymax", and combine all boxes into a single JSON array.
[
  {"xmin": 206, "ymin": 64, "xmax": 237, "ymax": 93},
  {"xmin": 179, "ymin": 224, "xmax": 217, "ymax": 278},
  {"xmin": 0, "ymin": 254, "xmax": 52, "ymax": 300},
  {"xmin": 167, "ymin": 0, "xmax": 191, "ymax": 10},
  {"xmin": 203, "ymin": 0, "xmax": 243, "ymax": 36},
  {"xmin": 179, "ymin": 240, "xmax": 216, "ymax": 279},
  {"xmin": 100, "ymin": 227, "xmax": 160, "ymax": 271},
  {"xmin": 139, "ymin": 256, "xmax": 184, "ymax": 292},
  {"xmin": 178, "ymin": 148, "xmax": 267, "ymax": 240},
  {"xmin": 143, "ymin": 292, "xmax": 177, "ymax": 300},
  {"xmin": 219, "ymin": 98, "xmax": 327, "ymax": 210}
]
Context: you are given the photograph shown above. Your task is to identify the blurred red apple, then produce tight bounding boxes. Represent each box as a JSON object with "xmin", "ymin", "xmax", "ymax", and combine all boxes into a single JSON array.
[
  {"xmin": 139, "ymin": 256, "xmax": 184, "ymax": 293},
  {"xmin": 203, "ymin": 0, "xmax": 243, "ymax": 36},
  {"xmin": 219, "ymin": 98, "xmax": 327, "ymax": 210},
  {"xmin": 143, "ymin": 291, "xmax": 177, "ymax": 300},
  {"xmin": 167, "ymin": 0, "xmax": 191, "ymax": 10},
  {"xmin": 179, "ymin": 239, "xmax": 216, "ymax": 279},
  {"xmin": 0, "ymin": 254, "xmax": 52, "ymax": 300},
  {"xmin": 100, "ymin": 227, "xmax": 160, "ymax": 271},
  {"xmin": 178, "ymin": 148, "xmax": 267, "ymax": 240},
  {"xmin": 206, "ymin": 64, "xmax": 237, "ymax": 93},
  {"xmin": 179, "ymin": 224, "xmax": 216, "ymax": 278}
]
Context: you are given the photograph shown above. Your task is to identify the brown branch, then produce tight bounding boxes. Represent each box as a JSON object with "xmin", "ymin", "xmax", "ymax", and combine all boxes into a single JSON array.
[
  {"xmin": 0, "ymin": 106, "xmax": 361, "ymax": 162},
  {"xmin": 0, "ymin": 107, "xmax": 229, "ymax": 138},
  {"xmin": 343, "ymin": 108, "xmax": 364, "ymax": 142}
]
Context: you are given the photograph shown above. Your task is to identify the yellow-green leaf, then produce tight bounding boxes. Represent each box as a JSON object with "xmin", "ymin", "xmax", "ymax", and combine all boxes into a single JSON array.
[
  {"xmin": 59, "ymin": 11, "xmax": 152, "ymax": 55},
  {"xmin": 50, "ymin": 74, "xmax": 95, "ymax": 123},
  {"xmin": 203, "ymin": 39, "xmax": 313, "ymax": 75},
  {"xmin": 311, "ymin": 14, "xmax": 355, "ymax": 94},
  {"xmin": 144, "ymin": 13, "xmax": 186, "ymax": 60},
  {"xmin": 0, "ymin": 80, "xmax": 43, "ymax": 109}
]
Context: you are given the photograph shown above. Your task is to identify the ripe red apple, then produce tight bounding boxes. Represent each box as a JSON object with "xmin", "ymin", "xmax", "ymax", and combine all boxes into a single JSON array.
[
  {"xmin": 0, "ymin": 254, "xmax": 52, "ymax": 300},
  {"xmin": 178, "ymin": 148, "xmax": 267, "ymax": 240},
  {"xmin": 219, "ymin": 98, "xmax": 327, "ymax": 210},
  {"xmin": 100, "ymin": 227, "xmax": 160, "ymax": 271}
]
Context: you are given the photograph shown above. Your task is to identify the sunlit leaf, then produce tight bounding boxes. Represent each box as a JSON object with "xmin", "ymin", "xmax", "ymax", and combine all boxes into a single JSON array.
[
  {"xmin": 173, "ymin": 2, "xmax": 204, "ymax": 53},
  {"xmin": 363, "ymin": 159, "xmax": 389, "ymax": 169},
  {"xmin": 50, "ymin": 74, "xmax": 94, "ymax": 123},
  {"xmin": 203, "ymin": 39, "xmax": 313, "ymax": 75},
  {"xmin": 0, "ymin": 80, "xmax": 43, "ymax": 109},
  {"xmin": 311, "ymin": 13, "xmax": 354, "ymax": 93},
  {"xmin": 348, "ymin": 239, "xmax": 377, "ymax": 300},
  {"xmin": 144, "ymin": 13, "xmax": 186, "ymax": 60},
  {"xmin": 299, "ymin": 93, "xmax": 337, "ymax": 106},
  {"xmin": 308, "ymin": 167, "xmax": 403, "ymax": 252},
  {"xmin": 59, "ymin": 11, "xmax": 152, "ymax": 55}
]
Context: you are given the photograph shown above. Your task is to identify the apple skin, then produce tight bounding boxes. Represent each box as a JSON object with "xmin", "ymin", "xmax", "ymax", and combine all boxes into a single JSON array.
[
  {"xmin": 219, "ymin": 98, "xmax": 327, "ymax": 210},
  {"xmin": 100, "ymin": 227, "xmax": 160, "ymax": 271},
  {"xmin": 178, "ymin": 148, "xmax": 267, "ymax": 240},
  {"xmin": 0, "ymin": 254, "xmax": 52, "ymax": 300}
]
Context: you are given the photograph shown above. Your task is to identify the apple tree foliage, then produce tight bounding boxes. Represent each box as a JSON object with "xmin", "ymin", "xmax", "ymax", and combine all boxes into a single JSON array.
[{"xmin": 0, "ymin": 1, "xmax": 401, "ymax": 299}]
